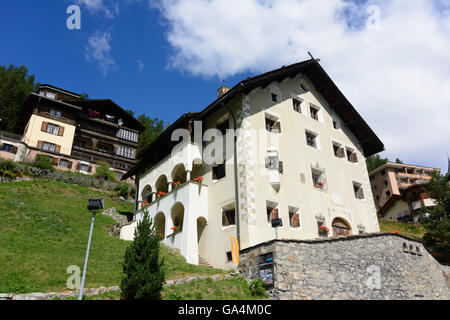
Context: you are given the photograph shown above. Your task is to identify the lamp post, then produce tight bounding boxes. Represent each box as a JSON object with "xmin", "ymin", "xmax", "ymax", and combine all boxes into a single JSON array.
[{"xmin": 78, "ymin": 198, "xmax": 104, "ymax": 300}]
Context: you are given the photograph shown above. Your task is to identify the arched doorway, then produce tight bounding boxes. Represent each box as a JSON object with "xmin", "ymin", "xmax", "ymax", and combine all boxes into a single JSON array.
[
  {"xmin": 172, "ymin": 164, "xmax": 187, "ymax": 184},
  {"xmin": 154, "ymin": 212, "xmax": 166, "ymax": 238},
  {"xmin": 332, "ymin": 218, "xmax": 352, "ymax": 237},
  {"xmin": 141, "ymin": 185, "xmax": 153, "ymax": 203},
  {"xmin": 171, "ymin": 202, "xmax": 185, "ymax": 232},
  {"xmin": 155, "ymin": 175, "xmax": 168, "ymax": 194}
]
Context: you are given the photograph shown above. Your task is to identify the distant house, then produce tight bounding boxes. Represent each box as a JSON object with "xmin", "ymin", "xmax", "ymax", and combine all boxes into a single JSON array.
[
  {"xmin": 378, "ymin": 181, "xmax": 437, "ymax": 224},
  {"xmin": 2, "ymin": 84, "xmax": 145, "ymax": 179},
  {"xmin": 369, "ymin": 162, "xmax": 440, "ymax": 210}
]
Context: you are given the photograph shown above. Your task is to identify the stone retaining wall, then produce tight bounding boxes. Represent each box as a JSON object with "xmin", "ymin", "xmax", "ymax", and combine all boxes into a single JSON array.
[{"xmin": 238, "ymin": 233, "xmax": 449, "ymax": 300}]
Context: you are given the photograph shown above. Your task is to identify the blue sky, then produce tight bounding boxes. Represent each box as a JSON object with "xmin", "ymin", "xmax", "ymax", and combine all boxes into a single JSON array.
[{"xmin": 1, "ymin": 0, "xmax": 449, "ymax": 171}]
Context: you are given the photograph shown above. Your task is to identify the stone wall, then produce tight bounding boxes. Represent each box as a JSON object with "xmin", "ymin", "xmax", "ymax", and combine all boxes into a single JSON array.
[{"xmin": 238, "ymin": 233, "xmax": 449, "ymax": 300}]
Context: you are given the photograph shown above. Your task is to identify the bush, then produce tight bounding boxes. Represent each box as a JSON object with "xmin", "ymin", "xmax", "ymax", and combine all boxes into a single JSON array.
[
  {"xmin": 115, "ymin": 183, "xmax": 130, "ymax": 199},
  {"xmin": 33, "ymin": 155, "xmax": 54, "ymax": 171},
  {"xmin": 248, "ymin": 279, "xmax": 267, "ymax": 297},
  {"xmin": 94, "ymin": 161, "xmax": 116, "ymax": 181},
  {"xmin": 0, "ymin": 160, "xmax": 22, "ymax": 179}
]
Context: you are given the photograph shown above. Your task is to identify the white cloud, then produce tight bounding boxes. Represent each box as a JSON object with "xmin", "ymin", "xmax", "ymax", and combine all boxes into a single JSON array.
[
  {"xmin": 75, "ymin": 0, "xmax": 119, "ymax": 18},
  {"xmin": 136, "ymin": 59, "xmax": 146, "ymax": 72},
  {"xmin": 150, "ymin": 0, "xmax": 450, "ymax": 171},
  {"xmin": 85, "ymin": 31, "xmax": 116, "ymax": 76}
]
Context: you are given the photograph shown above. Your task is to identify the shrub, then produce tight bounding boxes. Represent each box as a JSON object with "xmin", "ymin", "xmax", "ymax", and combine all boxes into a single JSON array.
[
  {"xmin": 0, "ymin": 160, "xmax": 22, "ymax": 179},
  {"xmin": 248, "ymin": 279, "xmax": 267, "ymax": 297},
  {"xmin": 115, "ymin": 183, "xmax": 130, "ymax": 199},
  {"xmin": 94, "ymin": 161, "xmax": 116, "ymax": 181},
  {"xmin": 33, "ymin": 154, "xmax": 54, "ymax": 171}
]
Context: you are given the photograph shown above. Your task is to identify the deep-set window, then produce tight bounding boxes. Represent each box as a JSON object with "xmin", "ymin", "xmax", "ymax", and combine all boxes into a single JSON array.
[
  {"xmin": 289, "ymin": 207, "xmax": 301, "ymax": 228},
  {"xmin": 271, "ymin": 93, "xmax": 278, "ymax": 103},
  {"xmin": 265, "ymin": 116, "xmax": 281, "ymax": 133},
  {"xmin": 266, "ymin": 202, "xmax": 279, "ymax": 222},
  {"xmin": 222, "ymin": 205, "xmax": 236, "ymax": 227},
  {"xmin": 46, "ymin": 123, "xmax": 60, "ymax": 135},
  {"xmin": 306, "ymin": 131, "xmax": 317, "ymax": 148},
  {"xmin": 117, "ymin": 129, "xmax": 138, "ymax": 143},
  {"xmin": 213, "ymin": 162, "xmax": 226, "ymax": 180},
  {"xmin": 333, "ymin": 143, "xmax": 345, "ymax": 158},
  {"xmin": 310, "ymin": 105, "xmax": 319, "ymax": 121},
  {"xmin": 59, "ymin": 159, "xmax": 71, "ymax": 168},
  {"xmin": 293, "ymin": 98, "xmax": 302, "ymax": 113},
  {"xmin": 50, "ymin": 109, "xmax": 62, "ymax": 118},
  {"xmin": 1, "ymin": 143, "xmax": 15, "ymax": 153},
  {"xmin": 42, "ymin": 142, "xmax": 56, "ymax": 152},
  {"xmin": 312, "ymin": 168, "xmax": 326, "ymax": 189},
  {"xmin": 346, "ymin": 148, "xmax": 358, "ymax": 163},
  {"xmin": 353, "ymin": 182, "xmax": 365, "ymax": 199}
]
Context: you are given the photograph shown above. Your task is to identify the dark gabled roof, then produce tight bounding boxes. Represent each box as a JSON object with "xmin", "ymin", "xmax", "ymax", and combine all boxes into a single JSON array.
[
  {"xmin": 122, "ymin": 113, "xmax": 199, "ymax": 179},
  {"xmin": 123, "ymin": 58, "xmax": 385, "ymax": 179},
  {"xmin": 194, "ymin": 59, "xmax": 384, "ymax": 157},
  {"xmin": 71, "ymin": 99, "xmax": 145, "ymax": 133}
]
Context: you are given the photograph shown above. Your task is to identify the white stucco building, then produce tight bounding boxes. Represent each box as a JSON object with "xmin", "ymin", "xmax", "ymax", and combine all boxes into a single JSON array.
[{"xmin": 121, "ymin": 59, "xmax": 384, "ymax": 269}]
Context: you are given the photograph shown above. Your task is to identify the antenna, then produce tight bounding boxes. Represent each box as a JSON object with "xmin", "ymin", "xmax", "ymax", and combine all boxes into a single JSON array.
[{"xmin": 308, "ymin": 51, "xmax": 321, "ymax": 62}]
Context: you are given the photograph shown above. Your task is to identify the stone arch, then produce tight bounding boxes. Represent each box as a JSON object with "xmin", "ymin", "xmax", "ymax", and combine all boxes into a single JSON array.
[
  {"xmin": 155, "ymin": 175, "xmax": 168, "ymax": 194},
  {"xmin": 332, "ymin": 217, "xmax": 352, "ymax": 237},
  {"xmin": 141, "ymin": 185, "xmax": 153, "ymax": 203},
  {"xmin": 171, "ymin": 202, "xmax": 185, "ymax": 231},
  {"xmin": 154, "ymin": 212, "xmax": 166, "ymax": 238},
  {"xmin": 172, "ymin": 163, "xmax": 187, "ymax": 184}
]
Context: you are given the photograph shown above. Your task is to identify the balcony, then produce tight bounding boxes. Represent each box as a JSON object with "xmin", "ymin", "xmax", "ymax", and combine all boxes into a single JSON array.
[
  {"xmin": 132, "ymin": 181, "xmax": 209, "ymax": 265},
  {"xmin": 0, "ymin": 131, "xmax": 23, "ymax": 142}
]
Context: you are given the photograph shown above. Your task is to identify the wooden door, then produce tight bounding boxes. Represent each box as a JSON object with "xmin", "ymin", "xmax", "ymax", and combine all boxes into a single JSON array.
[{"xmin": 332, "ymin": 218, "xmax": 351, "ymax": 237}]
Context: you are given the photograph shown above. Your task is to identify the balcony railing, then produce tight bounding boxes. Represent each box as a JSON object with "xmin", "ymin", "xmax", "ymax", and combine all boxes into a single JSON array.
[{"xmin": 0, "ymin": 131, "xmax": 23, "ymax": 142}]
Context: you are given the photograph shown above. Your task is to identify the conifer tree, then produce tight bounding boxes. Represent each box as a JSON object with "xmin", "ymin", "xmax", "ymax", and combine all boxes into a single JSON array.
[{"xmin": 120, "ymin": 208, "xmax": 165, "ymax": 300}]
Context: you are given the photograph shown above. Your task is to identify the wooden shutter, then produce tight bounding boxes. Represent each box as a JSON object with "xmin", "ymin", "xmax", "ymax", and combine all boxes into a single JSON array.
[
  {"xmin": 67, "ymin": 161, "xmax": 73, "ymax": 169},
  {"xmin": 58, "ymin": 126, "xmax": 65, "ymax": 137},
  {"xmin": 54, "ymin": 145, "xmax": 61, "ymax": 154},
  {"xmin": 273, "ymin": 121, "xmax": 281, "ymax": 133},
  {"xmin": 76, "ymin": 162, "xmax": 81, "ymax": 170},
  {"xmin": 37, "ymin": 140, "xmax": 44, "ymax": 149},
  {"xmin": 12, "ymin": 146, "xmax": 18, "ymax": 154},
  {"xmin": 87, "ymin": 166, "xmax": 92, "ymax": 173},
  {"xmin": 278, "ymin": 161, "xmax": 284, "ymax": 174},
  {"xmin": 357, "ymin": 187, "xmax": 364, "ymax": 199},
  {"xmin": 337, "ymin": 147, "xmax": 345, "ymax": 158},
  {"xmin": 41, "ymin": 122, "xmax": 48, "ymax": 132},
  {"xmin": 52, "ymin": 157, "xmax": 59, "ymax": 166},
  {"xmin": 291, "ymin": 213, "xmax": 300, "ymax": 228},
  {"xmin": 222, "ymin": 212, "xmax": 229, "ymax": 226}
]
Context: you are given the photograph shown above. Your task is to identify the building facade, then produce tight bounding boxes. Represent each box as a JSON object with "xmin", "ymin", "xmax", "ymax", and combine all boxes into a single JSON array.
[
  {"xmin": 11, "ymin": 84, "xmax": 144, "ymax": 179},
  {"xmin": 122, "ymin": 59, "xmax": 384, "ymax": 269},
  {"xmin": 369, "ymin": 162, "xmax": 439, "ymax": 210}
]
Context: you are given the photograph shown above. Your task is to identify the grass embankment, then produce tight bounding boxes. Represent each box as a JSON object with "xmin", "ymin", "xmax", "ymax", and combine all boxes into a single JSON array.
[
  {"xmin": 0, "ymin": 180, "xmax": 227, "ymax": 294},
  {"xmin": 378, "ymin": 219, "xmax": 426, "ymax": 241}
]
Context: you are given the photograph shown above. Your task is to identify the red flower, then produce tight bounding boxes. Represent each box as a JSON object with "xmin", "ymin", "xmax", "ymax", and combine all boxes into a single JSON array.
[{"xmin": 392, "ymin": 230, "xmax": 399, "ymax": 234}]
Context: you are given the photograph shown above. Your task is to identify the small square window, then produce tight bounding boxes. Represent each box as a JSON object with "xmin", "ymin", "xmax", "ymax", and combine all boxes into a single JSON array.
[
  {"xmin": 271, "ymin": 93, "xmax": 278, "ymax": 103},
  {"xmin": 312, "ymin": 168, "xmax": 326, "ymax": 189},
  {"xmin": 265, "ymin": 115, "xmax": 281, "ymax": 133},
  {"xmin": 293, "ymin": 99, "xmax": 302, "ymax": 113},
  {"xmin": 333, "ymin": 143, "xmax": 345, "ymax": 158},
  {"xmin": 213, "ymin": 162, "xmax": 226, "ymax": 180},
  {"xmin": 226, "ymin": 252, "xmax": 233, "ymax": 262},
  {"xmin": 266, "ymin": 201, "xmax": 279, "ymax": 222},
  {"xmin": 59, "ymin": 159, "xmax": 70, "ymax": 168},
  {"xmin": 346, "ymin": 148, "xmax": 358, "ymax": 163},
  {"xmin": 289, "ymin": 207, "xmax": 300, "ymax": 228},
  {"xmin": 386, "ymin": 191, "xmax": 391, "ymax": 197},
  {"xmin": 222, "ymin": 205, "xmax": 236, "ymax": 227},
  {"xmin": 306, "ymin": 131, "xmax": 317, "ymax": 148},
  {"xmin": 353, "ymin": 182, "xmax": 364, "ymax": 199},
  {"xmin": 50, "ymin": 109, "xmax": 62, "ymax": 118},
  {"xmin": 310, "ymin": 106, "xmax": 319, "ymax": 121}
]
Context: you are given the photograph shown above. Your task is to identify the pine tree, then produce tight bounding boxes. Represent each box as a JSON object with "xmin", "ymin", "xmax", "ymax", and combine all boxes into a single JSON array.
[{"xmin": 120, "ymin": 209, "xmax": 165, "ymax": 300}]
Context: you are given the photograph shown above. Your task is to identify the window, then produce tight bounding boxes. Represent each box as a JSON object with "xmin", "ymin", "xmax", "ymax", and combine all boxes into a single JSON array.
[
  {"xmin": 98, "ymin": 145, "xmax": 109, "ymax": 154},
  {"xmin": 386, "ymin": 191, "xmax": 391, "ymax": 197},
  {"xmin": 265, "ymin": 115, "xmax": 281, "ymax": 133},
  {"xmin": 74, "ymin": 140, "xmax": 86, "ymax": 148},
  {"xmin": 271, "ymin": 93, "xmax": 278, "ymax": 103},
  {"xmin": 312, "ymin": 168, "xmax": 326, "ymax": 189},
  {"xmin": 117, "ymin": 146, "xmax": 134, "ymax": 159},
  {"xmin": 266, "ymin": 201, "xmax": 279, "ymax": 222},
  {"xmin": 1, "ymin": 143, "xmax": 16, "ymax": 154},
  {"xmin": 50, "ymin": 109, "xmax": 62, "ymax": 118},
  {"xmin": 353, "ymin": 182, "xmax": 365, "ymax": 199},
  {"xmin": 376, "ymin": 195, "xmax": 380, "ymax": 201},
  {"xmin": 46, "ymin": 123, "xmax": 60, "ymax": 135},
  {"xmin": 42, "ymin": 142, "xmax": 56, "ymax": 152},
  {"xmin": 333, "ymin": 120, "xmax": 339, "ymax": 129},
  {"xmin": 213, "ymin": 162, "xmax": 226, "ymax": 180},
  {"xmin": 293, "ymin": 98, "xmax": 302, "ymax": 113},
  {"xmin": 117, "ymin": 129, "xmax": 138, "ymax": 143},
  {"xmin": 222, "ymin": 204, "xmax": 236, "ymax": 227},
  {"xmin": 80, "ymin": 164, "xmax": 89, "ymax": 172},
  {"xmin": 310, "ymin": 105, "xmax": 319, "ymax": 121},
  {"xmin": 383, "ymin": 180, "xmax": 388, "ymax": 187},
  {"xmin": 346, "ymin": 148, "xmax": 358, "ymax": 163},
  {"xmin": 105, "ymin": 115, "xmax": 115, "ymax": 123},
  {"xmin": 46, "ymin": 92, "xmax": 56, "ymax": 99},
  {"xmin": 59, "ymin": 159, "xmax": 72, "ymax": 168},
  {"xmin": 289, "ymin": 207, "xmax": 300, "ymax": 228},
  {"xmin": 226, "ymin": 252, "xmax": 233, "ymax": 262},
  {"xmin": 305, "ymin": 131, "xmax": 317, "ymax": 148},
  {"xmin": 381, "ymin": 169, "xmax": 386, "ymax": 175},
  {"xmin": 333, "ymin": 142, "xmax": 345, "ymax": 158}
]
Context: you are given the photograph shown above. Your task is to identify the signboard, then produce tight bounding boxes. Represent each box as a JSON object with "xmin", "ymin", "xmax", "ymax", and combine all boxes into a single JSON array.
[
  {"xmin": 258, "ymin": 252, "xmax": 274, "ymax": 288},
  {"xmin": 230, "ymin": 236, "xmax": 239, "ymax": 265}
]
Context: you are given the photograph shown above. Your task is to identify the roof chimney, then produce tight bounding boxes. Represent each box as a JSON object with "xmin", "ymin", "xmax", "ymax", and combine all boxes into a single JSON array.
[{"xmin": 217, "ymin": 85, "xmax": 230, "ymax": 98}]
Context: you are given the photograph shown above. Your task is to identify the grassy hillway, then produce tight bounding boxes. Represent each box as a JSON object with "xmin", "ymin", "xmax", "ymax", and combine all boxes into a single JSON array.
[{"xmin": 0, "ymin": 179, "xmax": 228, "ymax": 295}]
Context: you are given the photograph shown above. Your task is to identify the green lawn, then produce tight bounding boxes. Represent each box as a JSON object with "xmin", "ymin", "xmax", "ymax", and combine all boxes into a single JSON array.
[
  {"xmin": 61, "ymin": 277, "xmax": 267, "ymax": 300},
  {"xmin": 0, "ymin": 180, "xmax": 227, "ymax": 294},
  {"xmin": 378, "ymin": 219, "xmax": 426, "ymax": 241}
]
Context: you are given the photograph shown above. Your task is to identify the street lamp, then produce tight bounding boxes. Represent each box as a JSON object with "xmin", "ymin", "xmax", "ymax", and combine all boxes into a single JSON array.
[
  {"xmin": 78, "ymin": 198, "xmax": 104, "ymax": 300},
  {"xmin": 271, "ymin": 218, "xmax": 283, "ymax": 240}
]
